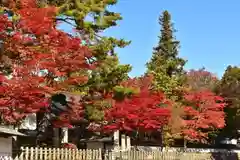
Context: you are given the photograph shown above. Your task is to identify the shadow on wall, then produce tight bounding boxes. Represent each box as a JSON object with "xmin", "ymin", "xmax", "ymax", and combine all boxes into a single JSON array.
[{"xmin": 211, "ymin": 152, "xmax": 239, "ymax": 160}]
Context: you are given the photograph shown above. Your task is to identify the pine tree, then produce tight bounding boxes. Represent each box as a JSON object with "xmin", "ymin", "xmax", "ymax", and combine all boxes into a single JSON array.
[
  {"xmin": 146, "ymin": 10, "xmax": 187, "ymax": 146},
  {"xmin": 146, "ymin": 10, "xmax": 186, "ymax": 97}
]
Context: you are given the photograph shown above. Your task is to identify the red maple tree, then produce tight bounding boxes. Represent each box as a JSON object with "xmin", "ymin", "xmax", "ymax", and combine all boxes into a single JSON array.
[
  {"xmin": 103, "ymin": 76, "xmax": 171, "ymax": 133},
  {"xmin": 0, "ymin": 0, "xmax": 94, "ymax": 126},
  {"xmin": 182, "ymin": 90, "xmax": 226, "ymax": 143}
]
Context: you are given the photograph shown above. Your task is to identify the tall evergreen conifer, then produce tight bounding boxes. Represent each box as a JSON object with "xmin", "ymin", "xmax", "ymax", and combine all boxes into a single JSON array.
[
  {"xmin": 146, "ymin": 10, "xmax": 186, "ymax": 98},
  {"xmin": 146, "ymin": 10, "xmax": 186, "ymax": 146}
]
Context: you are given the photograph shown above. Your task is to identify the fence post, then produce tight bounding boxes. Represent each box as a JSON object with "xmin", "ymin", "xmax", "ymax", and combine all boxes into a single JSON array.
[
  {"xmin": 34, "ymin": 147, "xmax": 38, "ymax": 160},
  {"xmin": 17, "ymin": 147, "xmax": 24, "ymax": 160},
  {"xmin": 56, "ymin": 148, "xmax": 60, "ymax": 160},
  {"xmin": 39, "ymin": 147, "xmax": 43, "ymax": 160},
  {"xmin": 44, "ymin": 148, "xmax": 48, "ymax": 160},
  {"xmin": 49, "ymin": 148, "xmax": 52, "ymax": 159},
  {"xmin": 126, "ymin": 136, "xmax": 131, "ymax": 150},
  {"xmin": 97, "ymin": 149, "xmax": 102, "ymax": 160},
  {"xmin": 52, "ymin": 148, "xmax": 56, "ymax": 160},
  {"xmin": 25, "ymin": 147, "xmax": 29, "ymax": 160},
  {"xmin": 121, "ymin": 134, "xmax": 126, "ymax": 151},
  {"xmin": 72, "ymin": 149, "xmax": 76, "ymax": 160},
  {"xmin": 113, "ymin": 130, "xmax": 120, "ymax": 151},
  {"xmin": 64, "ymin": 148, "xmax": 68, "ymax": 160}
]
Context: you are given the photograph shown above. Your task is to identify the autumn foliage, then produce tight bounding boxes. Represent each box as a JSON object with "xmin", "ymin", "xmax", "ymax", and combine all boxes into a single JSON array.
[
  {"xmin": 0, "ymin": 0, "xmax": 93, "ymax": 125},
  {"xmin": 103, "ymin": 76, "xmax": 171, "ymax": 133},
  {"xmin": 182, "ymin": 90, "xmax": 226, "ymax": 143},
  {"xmin": 0, "ymin": 0, "xmax": 228, "ymax": 147}
]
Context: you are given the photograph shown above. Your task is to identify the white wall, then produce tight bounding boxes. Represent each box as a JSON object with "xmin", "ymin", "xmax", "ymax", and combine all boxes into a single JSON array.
[{"xmin": 0, "ymin": 137, "xmax": 12, "ymax": 157}]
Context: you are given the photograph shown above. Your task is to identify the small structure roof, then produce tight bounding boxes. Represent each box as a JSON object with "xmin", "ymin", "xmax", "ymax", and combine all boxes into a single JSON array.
[
  {"xmin": 79, "ymin": 136, "xmax": 113, "ymax": 142},
  {"xmin": 0, "ymin": 126, "xmax": 26, "ymax": 136}
]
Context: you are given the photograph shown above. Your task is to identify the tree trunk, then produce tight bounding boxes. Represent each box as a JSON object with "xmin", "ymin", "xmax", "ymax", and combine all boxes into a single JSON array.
[{"xmin": 161, "ymin": 127, "xmax": 164, "ymax": 151}]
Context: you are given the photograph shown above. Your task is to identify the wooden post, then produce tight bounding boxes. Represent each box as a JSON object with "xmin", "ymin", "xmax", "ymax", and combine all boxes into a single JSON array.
[
  {"xmin": 121, "ymin": 134, "xmax": 126, "ymax": 151},
  {"xmin": 113, "ymin": 130, "xmax": 120, "ymax": 151},
  {"xmin": 53, "ymin": 128, "xmax": 60, "ymax": 147},
  {"xmin": 126, "ymin": 136, "xmax": 131, "ymax": 150},
  {"xmin": 61, "ymin": 127, "xmax": 68, "ymax": 143}
]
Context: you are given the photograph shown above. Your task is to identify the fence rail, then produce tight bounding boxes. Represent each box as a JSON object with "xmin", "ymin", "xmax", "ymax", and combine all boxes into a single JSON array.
[{"xmin": 5, "ymin": 147, "xmax": 240, "ymax": 160}]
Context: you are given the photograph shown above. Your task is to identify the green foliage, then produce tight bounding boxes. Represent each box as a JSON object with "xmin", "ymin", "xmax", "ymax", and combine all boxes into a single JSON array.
[
  {"xmin": 74, "ymin": 55, "xmax": 131, "ymax": 93},
  {"xmin": 113, "ymin": 85, "xmax": 139, "ymax": 101},
  {"xmin": 81, "ymin": 56, "xmax": 131, "ymax": 121},
  {"xmin": 146, "ymin": 10, "xmax": 186, "ymax": 98},
  {"xmin": 85, "ymin": 106, "xmax": 104, "ymax": 121},
  {"xmin": 216, "ymin": 65, "xmax": 240, "ymax": 136},
  {"xmin": 40, "ymin": 0, "xmax": 121, "ymax": 39}
]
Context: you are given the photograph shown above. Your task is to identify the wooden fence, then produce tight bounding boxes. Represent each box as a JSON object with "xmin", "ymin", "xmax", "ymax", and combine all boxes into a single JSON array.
[
  {"xmin": 108, "ymin": 151, "xmax": 217, "ymax": 160},
  {"xmin": 13, "ymin": 147, "xmax": 102, "ymax": 160},
  {"xmin": 9, "ymin": 147, "xmax": 240, "ymax": 160}
]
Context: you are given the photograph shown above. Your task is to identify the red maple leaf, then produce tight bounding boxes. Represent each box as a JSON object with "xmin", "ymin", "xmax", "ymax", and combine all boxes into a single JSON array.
[
  {"xmin": 182, "ymin": 90, "xmax": 226, "ymax": 143},
  {"xmin": 0, "ymin": 0, "xmax": 94, "ymax": 125},
  {"xmin": 103, "ymin": 76, "xmax": 171, "ymax": 133}
]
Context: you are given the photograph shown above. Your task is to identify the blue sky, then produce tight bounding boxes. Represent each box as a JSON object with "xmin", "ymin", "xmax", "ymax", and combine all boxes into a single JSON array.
[{"xmin": 61, "ymin": 0, "xmax": 240, "ymax": 78}]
